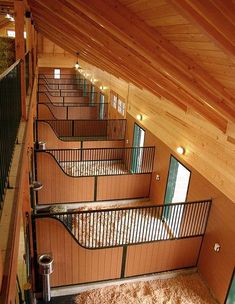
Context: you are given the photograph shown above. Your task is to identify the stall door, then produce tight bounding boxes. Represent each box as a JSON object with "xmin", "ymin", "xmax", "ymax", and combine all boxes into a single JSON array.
[
  {"xmin": 99, "ymin": 93, "xmax": 105, "ymax": 119},
  {"xmin": 131, "ymin": 123, "xmax": 145, "ymax": 173},
  {"xmin": 226, "ymin": 269, "xmax": 235, "ymax": 304},
  {"xmin": 163, "ymin": 156, "xmax": 191, "ymax": 236}
]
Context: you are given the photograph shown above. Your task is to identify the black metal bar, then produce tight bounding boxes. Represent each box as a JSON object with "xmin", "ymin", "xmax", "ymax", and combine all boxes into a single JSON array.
[
  {"xmin": 34, "ymin": 200, "xmax": 212, "ymax": 249},
  {"xmin": 35, "ymin": 146, "xmax": 155, "ymax": 177},
  {"xmin": 94, "ymin": 176, "xmax": 98, "ymax": 201},
  {"xmin": 121, "ymin": 245, "xmax": 127, "ymax": 278}
]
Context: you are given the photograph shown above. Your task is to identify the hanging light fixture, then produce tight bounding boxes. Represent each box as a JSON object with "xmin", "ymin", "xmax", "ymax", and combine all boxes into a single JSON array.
[{"xmin": 74, "ymin": 52, "xmax": 81, "ymax": 70}]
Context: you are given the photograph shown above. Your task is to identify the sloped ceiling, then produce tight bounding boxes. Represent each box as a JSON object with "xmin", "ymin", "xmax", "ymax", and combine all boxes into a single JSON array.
[{"xmin": 28, "ymin": 0, "xmax": 235, "ymax": 133}]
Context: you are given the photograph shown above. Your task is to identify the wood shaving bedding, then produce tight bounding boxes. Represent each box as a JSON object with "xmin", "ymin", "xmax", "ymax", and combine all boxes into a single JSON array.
[
  {"xmin": 75, "ymin": 273, "xmax": 216, "ymax": 304},
  {"xmin": 60, "ymin": 160, "xmax": 128, "ymax": 176}
]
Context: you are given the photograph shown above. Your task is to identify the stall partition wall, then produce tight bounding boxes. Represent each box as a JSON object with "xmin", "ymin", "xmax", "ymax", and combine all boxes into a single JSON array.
[
  {"xmin": 36, "ymin": 121, "xmax": 125, "ymax": 150},
  {"xmin": 36, "ymin": 152, "xmax": 152, "ymax": 204},
  {"xmin": 36, "ymin": 218, "xmax": 201, "ymax": 286},
  {"xmin": 34, "ymin": 199, "xmax": 211, "ymax": 287},
  {"xmin": 37, "ymin": 103, "xmax": 108, "ymax": 120},
  {"xmin": 36, "ymin": 120, "xmax": 126, "ymax": 146}
]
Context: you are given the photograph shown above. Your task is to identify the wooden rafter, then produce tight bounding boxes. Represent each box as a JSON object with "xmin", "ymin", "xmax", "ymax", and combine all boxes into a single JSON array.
[
  {"xmin": 29, "ymin": 0, "xmax": 232, "ymax": 130},
  {"xmin": 169, "ymin": 0, "xmax": 235, "ymax": 59},
  {"xmin": 59, "ymin": 0, "xmax": 235, "ymax": 121},
  {"xmin": 30, "ymin": 1, "xmax": 190, "ymax": 111}
]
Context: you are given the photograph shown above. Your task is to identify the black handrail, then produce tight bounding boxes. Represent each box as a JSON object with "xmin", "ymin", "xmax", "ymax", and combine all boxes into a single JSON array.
[
  {"xmin": 37, "ymin": 102, "xmax": 109, "ymax": 120},
  {"xmin": 34, "ymin": 199, "xmax": 212, "ymax": 249},
  {"xmin": 0, "ymin": 60, "xmax": 21, "ymax": 208},
  {"xmin": 38, "ymin": 84, "xmax": 98, "ymax": 97},
  {"xmin": 36, "ymin": 146, "xmax": 155, "ymax": 176}
]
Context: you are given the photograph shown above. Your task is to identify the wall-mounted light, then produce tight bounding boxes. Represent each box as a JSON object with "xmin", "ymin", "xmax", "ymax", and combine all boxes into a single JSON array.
[
  {"xmin": 91, "ymin": 78, "xmax": 97, "ymax": 84},
  {"xmin": 74, "ymin": 52, "xmax": 81, "ymax": 70},
  {"xmin": 214, "ymin": 243, "xmax": 220, "ymax": 253},
  {"xmin": 176, "ymin": 146, "xmax": 185, "ymax": 155},
  {"xmin": 99, "ymin": 85, "xmax": 108, "ymax": 90},
  {"xmin": 136, "ymin": 114, "xmax": 142, "ymax": 121}
]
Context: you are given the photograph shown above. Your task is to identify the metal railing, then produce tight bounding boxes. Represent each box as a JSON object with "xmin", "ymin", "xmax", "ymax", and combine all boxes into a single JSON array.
[
  {"xmin": 0, "ymin": 60, "xmax": 21, "ymax": 208},
  {"xmin": 38, "ymin": 91, "xmax": 90, "ymax": 105},
  {"xmin": 37, "ymin": 119, "xmax": 126, "ymax": 140},
  {"xmin": 37, "ymin": 102, "xmax": 109, "ymax": 120},
  {"xmin": 39, "ymin": 74, "xmax": 84, "ymax": 85},
  {"xmin": 35, "ymin": 199, "xmax": 211, "ymax": 249},
  {"xmin": 38, "ymin": 78, "xmax": 85, "ymax": 90},
  {"xmin": 38, "ymin": 83, "xmax": 98, "ymax": 98},
  {"xmin": 36, "ymin": 146, "xmax": 155, "ymax": 176}
]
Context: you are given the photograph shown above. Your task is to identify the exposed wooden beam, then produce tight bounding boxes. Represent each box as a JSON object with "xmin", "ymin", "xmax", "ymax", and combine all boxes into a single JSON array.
[
  {"xmin": 31, "ymin": 4, "xmax": 189, "ymax": 112},
  {"xmin": 61, "ymin": 0, "xmax": 235, "ymax": 122},
  {"xmin": 37, "ymin": 23, "xmax": 227, "ymax": 132},
  {"xmin": 30, "ymin": 0, "xmax": 229, "ymax": 130},
  {"xmin": 169, "ymin": 0, "xmax": 235, "ymax": 59}
]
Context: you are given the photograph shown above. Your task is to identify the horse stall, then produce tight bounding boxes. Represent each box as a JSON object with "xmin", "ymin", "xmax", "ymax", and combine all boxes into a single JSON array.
[
  {"xmin": 36, "ymin": 119, "xmax": 126, "ymax": 148},
  {"xmin": 34, "ymin": 199, "xmax": 211, "ymax": 287},
  {"xmin": 37, "ymin": 102, "xmax": 109, "ymax": 120},
  {"xmin": 35, "ymin": 146, "xmax": 155, "ymax": 205}
]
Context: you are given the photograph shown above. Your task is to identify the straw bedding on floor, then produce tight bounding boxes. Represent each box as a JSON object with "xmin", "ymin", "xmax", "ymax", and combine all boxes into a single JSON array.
[{"xmin": 74, "ymin": 273, "xmax": 216, "ymax": 304}]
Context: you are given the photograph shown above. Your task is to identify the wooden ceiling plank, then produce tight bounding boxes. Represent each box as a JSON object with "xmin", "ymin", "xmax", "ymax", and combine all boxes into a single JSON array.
[
  {"xmin": 34, "ymin": 17, "xmax": 153, "ymax": 89},
  {"xmin": 38, "ymin": 23, "xmax": 227, "ymax": 132},
  {"xmin": 31, "ymin": 2, "xmax": 228, "ymax": 131},
  {"xmin": 63, "ymin": 0, "xmax": 235, "ymax": 120},
  {"xmin": 35, "ymin": 18, "xmax": 189, "ymax": 112},
  {"xmin": 170, "ymin": 0, "xmax": 235, "ymax": 58}
]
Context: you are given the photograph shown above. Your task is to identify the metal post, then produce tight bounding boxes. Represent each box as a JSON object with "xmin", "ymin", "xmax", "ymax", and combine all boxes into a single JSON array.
[{"xmin": 38, "ymin": 254, "xmax": 54, "ymax": 302}]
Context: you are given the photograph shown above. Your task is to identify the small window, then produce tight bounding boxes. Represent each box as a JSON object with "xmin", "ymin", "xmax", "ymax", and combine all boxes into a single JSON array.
[
  {"xmin": 7, "ymin": 30, "xmax": 27, "ymax": 39},
  {"xmin": 54, "ymin": 69, "xmax": 61, "ymax": 79},
  {"xmin": 117, "ymin": 98, "xmax": 125, "ymax": 116},
  {"xmin": 111, "ymin": 94, "xmax": 117, "ymax": 109}
]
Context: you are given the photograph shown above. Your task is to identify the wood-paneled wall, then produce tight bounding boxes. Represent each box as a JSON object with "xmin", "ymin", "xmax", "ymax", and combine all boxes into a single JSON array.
[
  {"xmin": 35, "ymin": 218, "xmax": 202, "ymax": 287},
  {"xmin": 36, "ymin": 218, "xmax": 123, "ymax": 286},
  {"xmin": 125, "ymin": 237, "xmax": 202, "ymax": 277},
  {"xmin": 83, "ymin": 140, "xmax": 124, "ymax": 149},
  {"xmin": 37, "ymin": 122, "xmax": 81, "ymax": 149},
  {"xmin": 36, "ymin": 153, "xmax": 95, "ymax": 204},
  {"xmin": 37, "ymin": 122, "xmax": 125, "ymax": 150},
  {"xmin": 37, "ymin": 39, "xmax": 235, "ymax": 303},
  {"xmin": 37, "ymin": 103, "xmax": 103, "ymax": 120},
  {"xmin": 97, "ymin": 174, "xmax": 151, "ymax": 201},
  {"xmin": 125, "ymin": 113, "xmax": 235, "ymax": 304},
  {"xmin": 36, "ymin": 152, "xmax": 152, "ymax": 204}
]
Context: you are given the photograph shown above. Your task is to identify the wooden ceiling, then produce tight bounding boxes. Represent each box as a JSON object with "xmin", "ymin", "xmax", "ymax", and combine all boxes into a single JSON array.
[{"xmin": 28, "ymin": 0, "xmax": 235, "ymax": 132}]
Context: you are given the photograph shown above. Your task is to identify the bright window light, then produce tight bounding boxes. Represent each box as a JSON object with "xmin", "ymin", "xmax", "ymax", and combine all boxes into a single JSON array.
[
  {"xmin": 54, "ymin": 69, "xmax": 61, "ymax": 79},
  {"xmin": 7, "ymin": 30, "xmax": 27, "ymax": 39}
]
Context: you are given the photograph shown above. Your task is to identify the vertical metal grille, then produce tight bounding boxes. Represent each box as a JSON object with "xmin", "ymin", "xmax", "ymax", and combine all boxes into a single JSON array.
[
  {"xmin": 37, "ymin": 146, "xmax": 155, "ymax": 176},
  {"xmin": 0, "ymin": 61, "xmax": 22, "ymax": 209},
  {"xmin": 35, "ymin": 199, "xmax": 211, "ymax": 249}
]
